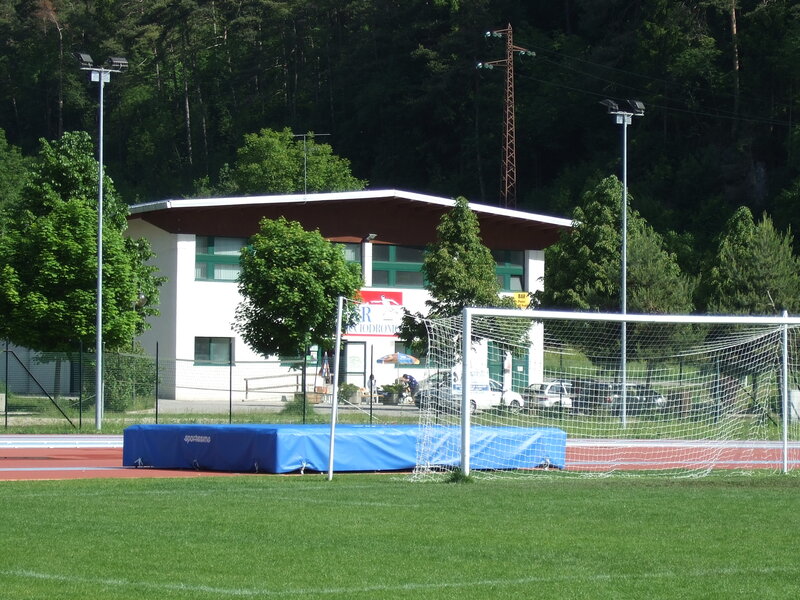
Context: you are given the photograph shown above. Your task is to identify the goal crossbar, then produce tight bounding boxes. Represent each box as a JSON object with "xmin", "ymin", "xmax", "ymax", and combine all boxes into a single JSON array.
[{"xmin": 464, "ymin": 307, "xmax": 800, "ymax": 326}]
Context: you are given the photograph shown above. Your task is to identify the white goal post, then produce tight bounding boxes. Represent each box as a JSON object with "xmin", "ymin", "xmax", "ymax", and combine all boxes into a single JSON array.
[{"xmin": 414, "ymin": 307, "xmax": 800, "ymax": 478}]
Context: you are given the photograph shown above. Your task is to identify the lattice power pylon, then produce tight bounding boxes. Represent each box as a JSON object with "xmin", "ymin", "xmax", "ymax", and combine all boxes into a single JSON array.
[{"xmin": 478, "ymin": 24, "xmax": 534, "ymax": 209}]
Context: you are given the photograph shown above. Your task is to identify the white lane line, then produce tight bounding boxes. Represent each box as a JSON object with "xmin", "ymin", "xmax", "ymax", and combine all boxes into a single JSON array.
[
  {"xmin": 0, "ymin": 435, "xmax": 123, "ymax": 448},
  {"xmin": 0, "ymin": 466, "xmax": 131, "ymax": 472},
  {"xmin": 1, "ymin": 566, "xmax": 797, "ymax": 597}
]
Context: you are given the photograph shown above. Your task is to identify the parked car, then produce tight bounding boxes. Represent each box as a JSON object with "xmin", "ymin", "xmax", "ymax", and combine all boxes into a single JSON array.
[
  {"xmin": 416, "ymin": 374, "xmax": 524, "ymax": 414},
  {"xmin": 414, "ymin": 371, "xmax": 454, "ymax": 409},
  {"xmin": 524, "ymin": 381, "xmax": 573, "ymax": 409},
  {"xmin": 610, "ymin": 384, "xmax": 667, "ymax": 416},
  {"xmin": 487, "ymin": 379, "xmax": 525, "ymax": 413},
  {"xmin": 571, "ymin": 379, "xmax": 615, "ymax": 413}
]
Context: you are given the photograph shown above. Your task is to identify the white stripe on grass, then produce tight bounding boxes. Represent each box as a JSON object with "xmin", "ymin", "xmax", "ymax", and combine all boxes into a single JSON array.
[
  {"xmin": 3, "ymin": 485, "xmax": 419, "ymax": 508},
  {"xmin": 2, "ymin": 566, "xmax": 797, "ymax": 597}
]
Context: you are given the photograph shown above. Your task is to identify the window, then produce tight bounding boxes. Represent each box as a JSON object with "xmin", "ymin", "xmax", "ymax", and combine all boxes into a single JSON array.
[
  {"xmin": 336, "ymin": 242, "xmax": 362, "ymax": 264},
  {"xmin": 334, "ymin": 242, "xmax": 363, "ymax": 275},
  {"xmin": 195, "ymin": 236, "xmax": 246, "ymax": 281},
  {"xmin": 371, "ymin": 245, "xmax": 425, "ymax": 288},
  {"xmin": 493, "ymin": 250, "xmax": 525, "ymax": 292},
  {"xmin": 195, "ymin": 337, "xmax": 233, "ymax": 365}
]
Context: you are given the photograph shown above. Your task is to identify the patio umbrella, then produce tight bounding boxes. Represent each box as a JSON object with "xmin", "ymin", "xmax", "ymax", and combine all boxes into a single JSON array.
[
  {"xmin": 319, "ymin": 352, "xmax": 331, "ymax": 382},
  {"xmin": 376, "ymin": 352, "xmax": 420, "ymax": 365}
]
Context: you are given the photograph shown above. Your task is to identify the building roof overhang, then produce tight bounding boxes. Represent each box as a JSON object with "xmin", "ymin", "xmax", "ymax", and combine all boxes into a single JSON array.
[{"xmin": 128, "ymin": 189, "xmax": 573, "ymax": 250}]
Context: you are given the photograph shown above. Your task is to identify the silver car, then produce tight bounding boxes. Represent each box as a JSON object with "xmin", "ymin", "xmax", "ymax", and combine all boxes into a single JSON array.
[{"xmin": 524, "ymin": 381, "xmax": 573, "ymax": 409}]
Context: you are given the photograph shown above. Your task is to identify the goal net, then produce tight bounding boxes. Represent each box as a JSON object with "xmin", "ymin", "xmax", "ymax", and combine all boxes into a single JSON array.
[{"xmin": 414, "ymin": 307, "xmax": 800, "ymax": 478}]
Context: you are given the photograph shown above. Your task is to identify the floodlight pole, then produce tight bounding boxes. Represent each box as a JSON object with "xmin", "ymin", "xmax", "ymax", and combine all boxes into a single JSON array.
[
  {"xmin": 78, "ymin": 55, "xmax": 127, "ymax": 430},
  {"xmin": 602, "ymin": 99, "xmax": 644, "ymax": 428},
  {"xmin": 620, "ymin": 113, "xmax": 629, "ymax": 428}
]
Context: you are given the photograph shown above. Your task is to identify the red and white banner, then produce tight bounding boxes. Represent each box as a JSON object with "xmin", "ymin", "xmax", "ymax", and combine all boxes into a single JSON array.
[{"xmin": 345, "ymin": 291, "xmax": 404, "ymax": 337}]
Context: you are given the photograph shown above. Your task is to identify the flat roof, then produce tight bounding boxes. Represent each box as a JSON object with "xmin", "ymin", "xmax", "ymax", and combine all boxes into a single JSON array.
[{"xmin": 128, "ymin": 189, "xmax": 572, "ymax": 250}]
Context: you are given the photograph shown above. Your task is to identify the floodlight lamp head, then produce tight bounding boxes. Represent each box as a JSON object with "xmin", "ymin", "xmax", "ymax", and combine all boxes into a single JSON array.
[
  {"xmin": 627, "ymin": 99, "xmax": 645, "ymax": 116},
  {"xmin": 600, "ymin": 99, "xmax": 619, "ymax": 113},
  {"xmin": 74, "ymin": 52, "xmax": 94, "ymax": 68},
  {"xmin": 363, "ymin": 233, "xmax": 377, "ymax": 242},
  {"xmin": 105, "ymin": 56, "xmax": 129, "ymax": 71}
]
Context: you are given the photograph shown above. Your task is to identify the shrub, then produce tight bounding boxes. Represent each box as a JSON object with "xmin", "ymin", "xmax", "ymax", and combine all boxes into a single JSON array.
[{"xmin": 337, "ymin": 383, "xmax": 360, "ymax": 403}]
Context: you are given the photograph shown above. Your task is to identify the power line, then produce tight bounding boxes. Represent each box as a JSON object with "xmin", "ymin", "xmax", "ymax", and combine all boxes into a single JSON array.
[
  {"xmin": 523, "ymin": 44, "xmax": 793, "ymax": 128},
  {"xmin": 517, "ymin": 70, "xmax": 791, "ymax": 129}
]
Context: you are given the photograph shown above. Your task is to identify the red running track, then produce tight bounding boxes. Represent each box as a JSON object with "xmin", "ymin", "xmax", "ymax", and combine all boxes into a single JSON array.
[
  {"xmin": 1, "ymin": 436, "xmax": 797, "ymax": 480},
  {"xmin": 0, "ymin": 447, "xmax": 250, "ymax": 481}
]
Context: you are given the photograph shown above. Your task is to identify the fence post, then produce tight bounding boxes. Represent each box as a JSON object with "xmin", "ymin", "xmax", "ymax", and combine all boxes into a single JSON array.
[
  {"xmin": 78, "ymin": 340, "xmax": 83, "ymax": 429},
  {"xmin": 4, "ymin": 339, "xmax": 8, "ymax": 429},
  {"xmin": 155, "ymin": 342, "xmax": 159, "ymax": 424},
  {"xmin": 327, "ymin": 296, "xmax": 344, "ymax": 481},
  {"xmin": 229, "ymin": 338, "xmax": 233, "ymax": 424},
  {"xmin": 302, "ymin": 346, "xmax": 308, "ymax": 425}
]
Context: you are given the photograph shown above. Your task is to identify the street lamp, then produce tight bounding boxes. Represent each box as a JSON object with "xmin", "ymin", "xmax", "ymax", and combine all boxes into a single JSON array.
[
  {"xmin": 601, "ymin": 98, "xmax": 644, "ymax": 428},
  {"xmin": 75, "ymin": 52, "xmax": 128, "ymax": 430}
]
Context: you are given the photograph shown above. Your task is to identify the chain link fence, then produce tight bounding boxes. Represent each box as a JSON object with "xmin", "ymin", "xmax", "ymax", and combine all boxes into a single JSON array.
[{"xmin": 1, "ymin": 345, "xmax": 412, "ymax": 431}]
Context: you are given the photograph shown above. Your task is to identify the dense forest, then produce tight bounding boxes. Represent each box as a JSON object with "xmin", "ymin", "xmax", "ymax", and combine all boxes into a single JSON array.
[{"xmin": 3, "ymin": 0, "xmax": 800, "ymax": 273}]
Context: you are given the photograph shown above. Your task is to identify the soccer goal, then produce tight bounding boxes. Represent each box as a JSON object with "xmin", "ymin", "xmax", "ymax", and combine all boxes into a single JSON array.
[{"xmin": 414, "ymin": 307, "xmax": 800, "ymax": 478}]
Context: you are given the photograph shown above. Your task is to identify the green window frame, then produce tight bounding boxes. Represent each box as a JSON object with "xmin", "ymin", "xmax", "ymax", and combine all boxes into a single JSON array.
[
  {"xmin": 493, "ymin": 250, "xmax": 525, "ymax": 292},
  {"xmin": 372, "ymin": 245, "xmax": 425, "ymax": 288},
  {"xmin": 194, "ymin": 337, "xmax": 234, "ymax": 365},
  {"xmin": 196, "ymin": 236, "xmax": 247, "ymax": 281}
]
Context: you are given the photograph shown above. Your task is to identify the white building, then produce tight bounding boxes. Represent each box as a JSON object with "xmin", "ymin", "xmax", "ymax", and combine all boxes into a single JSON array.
[{"xmin": 126, "ymin": 189, "xmax": 572, "ymax": 401}]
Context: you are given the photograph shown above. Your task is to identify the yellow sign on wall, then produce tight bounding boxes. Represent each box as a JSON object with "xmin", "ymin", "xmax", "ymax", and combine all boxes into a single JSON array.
[{"xmin": 512, "ymin": 292, "xmax": 530, "ymax": 309}]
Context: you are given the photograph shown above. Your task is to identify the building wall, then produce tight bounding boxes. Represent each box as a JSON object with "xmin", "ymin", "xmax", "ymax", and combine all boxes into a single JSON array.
[
  {"xmin": 525, "ymin": 250, "xmax": 546, "ymax": 384},
  {"xmin": 127, "ymin": 220, "xmax": 547, "ymax": 400},
  {"xmin": 126, "ymin": 219, "xmax": 179, "ymax": 362}
]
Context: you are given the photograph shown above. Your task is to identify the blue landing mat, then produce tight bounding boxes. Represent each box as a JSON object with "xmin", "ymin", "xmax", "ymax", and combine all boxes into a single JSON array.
[{"xmin": 122, "ymin": 424, "xmax": 566, "ymax": 474}]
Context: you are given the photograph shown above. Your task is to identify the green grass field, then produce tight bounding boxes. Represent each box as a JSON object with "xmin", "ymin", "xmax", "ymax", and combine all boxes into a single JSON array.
[{"xmin": 1, "ymin": 473, "xmax": 799, "ymax": 599}]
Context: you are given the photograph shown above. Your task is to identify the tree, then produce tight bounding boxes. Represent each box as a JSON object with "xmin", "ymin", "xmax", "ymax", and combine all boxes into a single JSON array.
[
  {"xmin": 0, "ymin": 128, "xmax": 30, "ymax": 233},
  {"xmin": 537, "ymin": 176, "xmax": 695, "ymax": 369},
  {"xmin": 539, "ymin": 176, "xmax": 693, "ymax": 314},
  {"xmin": 220, "ymin": 128, "xmax": 367, "ymax": 196},
  {"xmin": 701, "ymin": 206, "xmax": 800, "ymax": 314},
  {"xmin": 538, "ymin": 176, "xmax": 621, "ymax": 313},
  {"xmin": 7, "ymin": 0, "xmax": 800, "ymax": 282},
  {"xmin": 399, "ymin": 196, "xmax": 516, "ymax": 355},
  {"xmin": 234, "ymin": 216, "xmax": 362, "ymax": 358},
  {"xmin": 698, "ymin": 206, "xmax": 800, "ymax": 416},
  {"xmin": 627, "ymin": 217, "xmax": 695, "ymax": 316},
  {"xmin": 424, "ymin": 196, "xmax": 513, "ymax": 316},
  {"xmin": 0, "ymin": 131, "xmax": 161, "ymax": 353}
]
